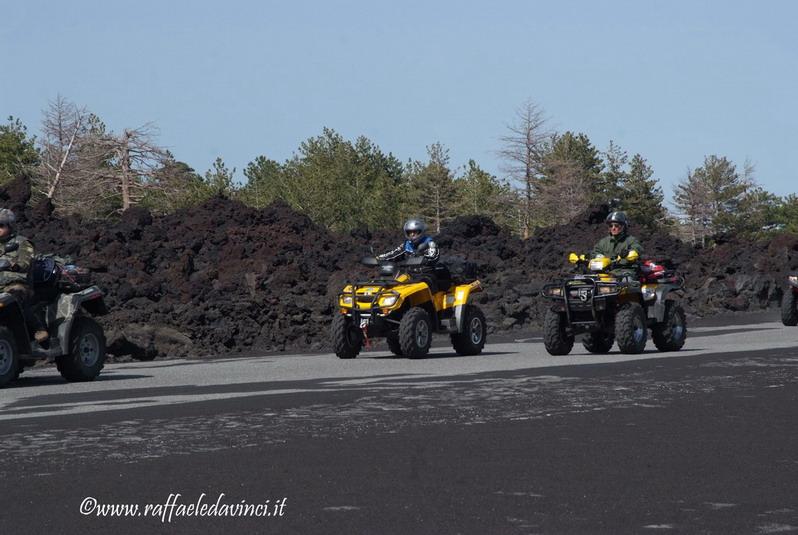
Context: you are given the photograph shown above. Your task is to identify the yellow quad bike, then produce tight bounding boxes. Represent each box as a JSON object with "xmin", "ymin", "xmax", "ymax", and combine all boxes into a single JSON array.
[
  {"xmin": 540, "ymin": 250, "xmax": 687, "ymax": 356},
  {"xmin": 332, "ymin": 256, "xmax": 486, "ymax": 359}
]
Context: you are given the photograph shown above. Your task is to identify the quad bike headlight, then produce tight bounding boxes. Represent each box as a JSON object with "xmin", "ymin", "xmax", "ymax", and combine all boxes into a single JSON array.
[
  {"xmin": 379, "ymin": 295, "xmax": 399, "ymax": 307},
  {"xmin": 589, "ymin": 259, "xmax": 605, "ymax": 271},
  {"xmin": 546, "ymin": 287, "xmax": 563, "ymax": 297},
  {"xmin": 597, "ymin": 285, "xmax": 616, "ymax": 295},
  {"xmin": 790, "ymin": 276, "xmax": 798, "ymax": 284},
  {"xmin": 641, "ymin": 286, "xmax": 656, "ymax": 301},
  {"xmin": 340, "ymin": 296, "xmax": 354, "ymax": 306}
]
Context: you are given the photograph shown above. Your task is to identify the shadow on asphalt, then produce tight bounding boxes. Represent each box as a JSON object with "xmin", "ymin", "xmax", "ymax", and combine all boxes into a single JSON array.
[
  {"xmin": 7, "ymin": 373, "xmax": 154, "ymax": 390},
  {"xmin": 368, "ymin": 350, "xmax": 516, "ymax": 360}
]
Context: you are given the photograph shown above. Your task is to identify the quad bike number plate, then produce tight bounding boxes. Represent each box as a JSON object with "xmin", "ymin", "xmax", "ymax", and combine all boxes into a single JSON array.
[{"xmin": 359, "ymin": 317, "xmax": 370, "ymax": 328}]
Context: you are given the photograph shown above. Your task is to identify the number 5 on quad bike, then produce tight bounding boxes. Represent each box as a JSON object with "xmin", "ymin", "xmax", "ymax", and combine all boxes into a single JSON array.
[
  {"xmin": 782, "ymin": 274, "xmax": 798, "ymax": 326},
  {"xmin": 540, "ymin": 250, "xmax": 687, "ymax": 356},
  {"xmin": 332, "ymin": 256, "xmax": 486, "ymax": 359},
  {"xmin": 0, "ymin": 256, "xmax": 109, "ymax": 387}
]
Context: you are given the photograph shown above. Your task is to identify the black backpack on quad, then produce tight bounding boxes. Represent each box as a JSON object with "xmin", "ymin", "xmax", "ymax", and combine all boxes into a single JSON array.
[
  {"xmin": 332, "ymin": 256, "xmax": 486, "ymax": 359},
  {"xmin": 540, "ymin": 251, "xmax": 687, "ymax": 356},
  {"xmin": 0, "ymin": 256, "xmax": 109, "ymax": 387},
  {"xmin": 782, "ymin": 274, "xmax": 798, "ymax": 326}
]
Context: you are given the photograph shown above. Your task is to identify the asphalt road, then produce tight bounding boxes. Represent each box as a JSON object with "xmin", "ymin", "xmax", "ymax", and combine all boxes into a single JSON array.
[{"xmin": 2, "ymin": 314, "xmax": 798, "ymax": 534}]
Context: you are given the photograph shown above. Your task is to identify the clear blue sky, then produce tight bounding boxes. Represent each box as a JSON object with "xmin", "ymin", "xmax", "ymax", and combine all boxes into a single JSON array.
[{"xmin": 2, "ymin": 0, "xmax": 796, "ymax": 202}]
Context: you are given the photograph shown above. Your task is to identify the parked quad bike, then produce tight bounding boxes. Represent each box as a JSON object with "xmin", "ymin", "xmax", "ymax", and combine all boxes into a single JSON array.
[
  {"xmin": 332, "ymin": 256, "xmax": 486, "ymax": 359},
  {"xmin": 540, "ymin": 250, "xmax": 687, "ymax": 356},
  {"xmin": 0, "ymin": 256, "xmax": 109, "ymax": 387},
  {"xmin": 782, "ymin": 274, "xmax": 798, "ymax": 326}
]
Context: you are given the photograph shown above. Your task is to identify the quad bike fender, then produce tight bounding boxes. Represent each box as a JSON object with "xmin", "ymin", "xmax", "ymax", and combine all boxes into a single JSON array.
[
  {"xmin": 399, "ymin": 282, "xmax": 434, "ymax": 307},
  {"xmin": 0, "ymin": 292, "xmax": 32, "ymax": 354},
  {"xmin": 448, "ymin": 281, "xmax": 482, "ymax": 332},
  {"xmin": 54, "ymin": 286, "xmax": 107, "ymax": 354},
  {"xmin": 650, "ymin": 287, "xmax": 685, "ymax": 323}
]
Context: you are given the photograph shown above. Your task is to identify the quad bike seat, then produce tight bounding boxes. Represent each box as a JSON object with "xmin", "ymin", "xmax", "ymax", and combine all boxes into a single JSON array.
[{"xmin": 409, "ymin": 264, "xmax": 452, "ymax": 293}]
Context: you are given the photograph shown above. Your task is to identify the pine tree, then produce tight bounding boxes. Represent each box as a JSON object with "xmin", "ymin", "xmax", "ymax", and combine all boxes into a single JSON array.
[
  {"xmin": 403, "ymin": 143, "xmax": 456, "ymax": 233},
  {"xmin": 453, "ymin": 160, "xmax": 514, "ymax": 225},
  {"xmin": 600, "ymin": 140, "xmax": 627, "ymax": 204},
  {"xmin": 620, "ymin": 154, "xmax": 666, "ymax": 229},
  {"xmin": 0, "ymin": 117, "xmax": 39, "ymax": 185}
]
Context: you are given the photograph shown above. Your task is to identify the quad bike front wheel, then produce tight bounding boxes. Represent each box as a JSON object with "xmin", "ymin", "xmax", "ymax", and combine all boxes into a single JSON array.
[
  {"xmin": 57, "ymin": 317, "xmax": 107, "ymax": 382},
  {"xmin": 399, "ymin": 307, "xmax": 433, "ymax": 359},
  {"xmin": 616, "ymin": 302, "xmax": 647, "ymax": 354},
  {"xmin": 0, "ymin": 326, "xmax": 19, "ymax": 387},
  {"xmin": 332, "ymin": 314, "xmax": 363, "ymax": 359},
  {"xmin": 782, "ymin": 289, "xmax": 798, "ymax": 326},
  {"xmin": 386, "ymin": 334, "xmax": 403, "ymax": 356},
  {"xmin": 543, "ymin": 308, "xmax": 574, "ymax": 356},
  {"xmin": 652, "ymin": 302, "xmax": 687, "ymax": 351},
  {"xmin": 582, "ymin": 331, "xmax": 614, "ymax": 354},
  {"xmin": 451, "ymin": 305, "xmax": 487, "ymax": 356}
]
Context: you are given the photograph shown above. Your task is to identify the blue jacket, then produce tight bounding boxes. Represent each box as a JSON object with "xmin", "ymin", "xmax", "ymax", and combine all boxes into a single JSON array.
[{"xmin": 377, "ymin": 235, "xmax": 440, "ymax": 264}]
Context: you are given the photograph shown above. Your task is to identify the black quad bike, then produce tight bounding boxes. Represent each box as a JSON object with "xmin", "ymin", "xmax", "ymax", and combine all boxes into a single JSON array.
[
  {"xmin": 782, "ymin": 274, "xmax": 798, "ymax": 326},
  {"xmin": 332, "ymin": 256, "xmax": 486, "ymax": 359},
  {"xmin": 0, "ymin": 256, "xmax": 109, "ymax": 387},
  {"xmin": 540, "ymin": 251, "xmax": 687, "ymax": 356}
]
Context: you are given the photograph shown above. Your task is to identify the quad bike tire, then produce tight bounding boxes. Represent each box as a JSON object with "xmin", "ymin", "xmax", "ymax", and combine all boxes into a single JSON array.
[
  {"xmin": 616, "ymin": 302, "xmax": 647, "ymax": 354},
  {"xmin": 782, "ymin": 289, "xmax": 798, "ymax": 326},
  {"xmin": 57, "ymin": 317, "xmax": 106, "ymax": 382},
  {"xmin": 451, "ymin": 305, "xmax": 487, "ymax": 356},
  {"xmin": 13, "ymin": 362, "xmax": 26, "ymax": 381},
  {"xmin": 0, "ymin": 326, "xmax": 19, "ymax": 387},
  {"xmin": 543, "ymin": 308, "xmax": 574, "ymax": 356},
  {"xmin": 582, "ymin": 331, "xmax": 614, "ymax": 354},
  {"xmin": 332, "ymin": 314, "xmax": 363, "ymax": 359},
  {"xmin": 386, "ymin": 334, "xmax": 403, "ymax": 356},
  {"xmin": 399, "ymin": 307, "xmax": 433, "ymax": 359},
  {"xmin": 652, "ymin": 302, "xmax": 687, "ymax": 352}
]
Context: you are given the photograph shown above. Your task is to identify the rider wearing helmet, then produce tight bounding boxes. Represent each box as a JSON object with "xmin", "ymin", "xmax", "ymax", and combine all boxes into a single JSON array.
[
  {"xmin": 592, "ymin": 211, "xmax": 644, "ymax": 276},
  {"xmin": 377, "ymin": 218, "xmax": 440, "ymax": 264},
  {"xmin": 0, "ymin": 208, "xmax": 49, "ymax": 344}
]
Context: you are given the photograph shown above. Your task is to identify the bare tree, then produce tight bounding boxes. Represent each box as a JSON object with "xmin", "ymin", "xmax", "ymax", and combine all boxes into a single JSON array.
[
  {"xmin": 36, "ymin": 97, "xmax": 173, "ymax": 217},
  {"xmin": 673, "ymin": 167, "xmax": 712, "ymax": 247},
  {"xmin": 498, "ymin": 99, "xmax": 551, "ymax": 238},
  {"xmin": 35, "ymin": 97, "xmax": 102, "ymax": 203},
  {"xmin": 101, "ymin": 125, "xmax": 170, "ymax": 212}
]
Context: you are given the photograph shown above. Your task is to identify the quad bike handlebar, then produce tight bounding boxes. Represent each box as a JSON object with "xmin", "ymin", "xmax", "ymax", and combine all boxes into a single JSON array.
[{"xmin": 361, "ymin": 256, "xmax": 426, "ymax": 267}]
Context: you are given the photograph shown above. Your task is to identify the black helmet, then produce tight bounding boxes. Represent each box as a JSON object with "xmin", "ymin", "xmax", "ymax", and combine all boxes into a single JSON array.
[
  {"xmin": 605, "ymin": 211, "xmax": 628, "ymax": 228},
  {"xmin": 403, "ymin": 218, "xmax": 426, "ymax": 244}
]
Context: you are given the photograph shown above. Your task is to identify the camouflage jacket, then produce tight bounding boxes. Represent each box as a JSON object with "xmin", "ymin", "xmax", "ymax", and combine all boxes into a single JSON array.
[
  {"xmin": 0, "ymin": 233, "xmax": 35, "ymax": 287},
  {"xmin": 592, "ymin": 233, "xmax": 644, "ymax": 272}
]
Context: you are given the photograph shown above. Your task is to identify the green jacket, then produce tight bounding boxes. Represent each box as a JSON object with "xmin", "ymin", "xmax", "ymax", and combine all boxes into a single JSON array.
[
  {"xmin": 0, "ymin": 233, "xmax": 35, "ymax": 287},
  {"xmin": 592, "ymin": 232, "xmax": 644, "ymax": 271}
]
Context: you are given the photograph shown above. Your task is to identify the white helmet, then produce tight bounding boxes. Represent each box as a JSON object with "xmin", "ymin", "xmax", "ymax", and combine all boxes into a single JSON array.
[{"xmin": 403, "ymin": 219, "xmax": 426, "ymax": 243}]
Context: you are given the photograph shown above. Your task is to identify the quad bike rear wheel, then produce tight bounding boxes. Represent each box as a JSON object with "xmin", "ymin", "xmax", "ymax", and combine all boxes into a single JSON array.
[
  {"xmin": 582, "ymin": 331, "xmax": 614, "ymax": 354},
  {"xmin": 616, "ymin": 302, "xmax": 647, "ymax": 354},
  {"xmin": 543, "ymin": 308, "xmax": 574, "ymax": 356},
  {"xmin": 652, "ymin": 302, "xmax": 687, "ymax": 351},
  {"xmin": 399, "ymin": 307, "xmax": 432, "ymax": 359},
  {"xmin": 57, "ymin": 317, "xmax": 106, "ymax": 381},
  {"xmin": 0, "ymin": 326, "xmax": 19, "ymax": 387},
  {"xmin": 451, "ymin": 305, "xmax": 486, "ymax": 356},
  {"xmin": 332, "ymin": 314, "xmax": 363, "ymax": 359},
  {"xmin": 782, "ymin": 289, "xmax": 798, "ymax": 326}
]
